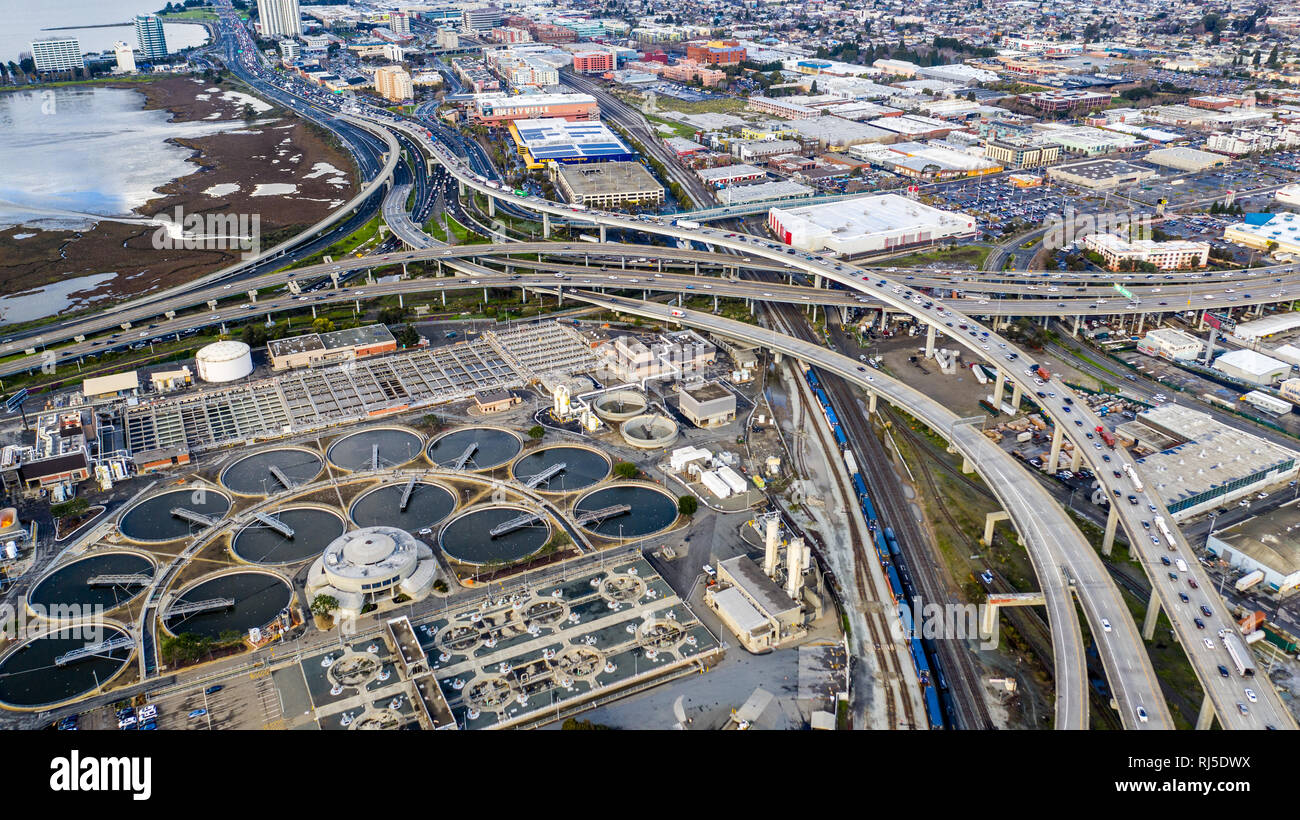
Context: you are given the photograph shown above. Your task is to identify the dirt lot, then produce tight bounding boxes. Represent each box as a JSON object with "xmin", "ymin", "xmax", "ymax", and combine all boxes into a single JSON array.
[{"xmin": 0, "ymin": 77, "xmax": 358, "ymax": 306}]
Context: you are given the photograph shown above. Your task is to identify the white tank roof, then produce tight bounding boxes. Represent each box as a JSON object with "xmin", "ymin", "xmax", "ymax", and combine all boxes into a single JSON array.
[{"xmin": 197, "ymin": 340, "xmax": 252, "ymax": 362}]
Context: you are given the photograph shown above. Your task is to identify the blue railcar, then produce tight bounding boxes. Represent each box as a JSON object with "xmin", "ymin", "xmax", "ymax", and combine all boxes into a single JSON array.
[
  {"xmin": 806, "ymin": 368, "xmax": 821, "ymax": 389},
  {"xmin": 851, "ymin": 473, "xmax": 868, "ymax": 500},
  {"xmin": 923, "ymin": 687, "xmax": 945, "ymax": 729},
  {"xmin": 833, "ymin": 427, "xmax": 849, "ymax": 448},
  {"xmin": 885, "ymin": 566, "xmax": 904, "ymax": 602}
]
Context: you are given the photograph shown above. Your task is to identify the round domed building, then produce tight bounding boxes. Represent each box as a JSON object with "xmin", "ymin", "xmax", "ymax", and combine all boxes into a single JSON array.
[{"xmin": 306, "ymin": 527, "xmax": 441, "ymax": 619}]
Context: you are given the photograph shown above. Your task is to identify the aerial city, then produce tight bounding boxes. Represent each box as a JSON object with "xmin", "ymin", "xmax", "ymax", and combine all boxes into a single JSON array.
[{"xmin": 2, "ymin": 0, "xmax": 1300, "ymax": 740}]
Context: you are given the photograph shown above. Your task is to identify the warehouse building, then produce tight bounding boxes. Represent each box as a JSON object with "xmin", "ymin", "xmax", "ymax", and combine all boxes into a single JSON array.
[
  {"xmin": 1207, "ymin": 504, "xmax": 1300, "ymax": 594},
  {"xmin": 678, "ymin": 382, "xmax": 737, "ymax": 428},
  {"xmin": 706, "ymin": 555, "xmax": 803, "ymax": 653},
  {"xmin": 1224, "ymin": 212, "xmax": 1300, "ymax": 257},
  {"xmin": 768, "ymin": 194, "xmax": 977, "ymax": 256},
  {"xmin": 717, "ymin": 180, "xmax": 814, "ymax": 206},
  {"xmin": 787, "ymin": 117, "xmax": 895, "ymax": 150},
  {"xmin": 1046, "ymin": 158, "xmax": 1157, "ymax": 190},
  {"xmin": 697, "ymin": 164, "xmax": 768, "ymax": 188},
  {"xmin": 510, "ymin": 119, "xmax": 636, "ymax": 168},
  {"xmin": 82, "ymin": 371, "xmax": 140, "ymax": 400},
  {"xmin": 1145, "ymin": 146, "xmax": 1229, "ymax": 172},
  {"xmin": 552, "ymin": 161, "xmax": 664, "ymax": 208},
  {"xmin": 1137, "ymin": 327, "xmax": 1205, "ymax": 362},
  {"xmin": 268, "ymin": 325, "xmax": 397, "ymax": 371},
  {"xmin": 1126, "ymin": 404, "xmax": 1300, "ymax": 520},
  {"xmin": 1232, "ymin": 312, "xmax": 1300, "ymax": 343},
  {"xmin": 1213, "ymin": 349, "xmax": 1292, "ymax": 385},
  {"xmin": 471, "ymin": 92, "xmax": 597, "ymax": 124}
]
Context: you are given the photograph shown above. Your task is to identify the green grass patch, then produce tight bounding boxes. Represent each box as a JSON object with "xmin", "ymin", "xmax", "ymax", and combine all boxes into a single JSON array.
[{"xmin": 881, "ymin": 245, "xmax": 991, "ymax": 269}]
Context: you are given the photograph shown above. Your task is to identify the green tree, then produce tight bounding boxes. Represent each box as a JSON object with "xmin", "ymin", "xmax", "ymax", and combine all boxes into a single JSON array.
[
  {"xmin": 310, "ymin": 594, "xmax": 339, "ymax": 618},
  {"xmin": 677, "ymin": 495, "xmax": 698, "ymax": 517},
  {"xmin": 311, "ymin": 317, "xmax": 335, "ymax": 334},
  {"xmin": 379, "ymin": 305, "xmax": 409, "ymax": 325},
  {"xmin": 613, "ymin": 461, "xmax": 639, "ymax": 479},
  {"xmin": 396, "ymin": 325, "xmax": 420, "ymax": 348},
  {"xmin": 50, "ymin": 497, "xmax": 90, "ymax": 520},
  {"xmin": 527, "ymin": 424, "xmax": 545, "ymax": 440}
]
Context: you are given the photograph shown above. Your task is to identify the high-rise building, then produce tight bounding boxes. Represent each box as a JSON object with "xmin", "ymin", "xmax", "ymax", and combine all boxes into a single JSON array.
[
  {"xmin": 390, "ymin": 12, "xmax": 411, "ymax": 36},
  {"xmin": 257, "ymin": 0, "xmax": 302, "ymax": 39},
  {"xmin": 461, "ymin": 6, "xmax": 503, "ymax": 32},
  {"xmin": 374, "ymin": 65, "xmax": 414, "ymax": 102},
  {"xmin": 30, "ymin": 38, "xmax": 84, "ymax": 74},
  {"xmin": 135, "ymin": 14, "xmax": 168, "ymax": 60},
  {"xmin": 114, "ymin": 41, "xmax": 137, "ymax": 74}
]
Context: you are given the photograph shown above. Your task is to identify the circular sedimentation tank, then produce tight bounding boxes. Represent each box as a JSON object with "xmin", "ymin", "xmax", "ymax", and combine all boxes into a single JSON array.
[
  {"xmin": 327, "ymin": 427, "xmax": 424, "ymax": 472},
  {"xmin": 118, "ymin": 488, "xmax": 231, "ymax": 543},
  {"xmin": 592, "ymin": 389, "xmax": 647, "ymax": 422},
  {"xmin": 510, "ymin": 445, "xmax": 610, "ymax": 493},
  {"xmin": 574, "ymin": 485, "xmax": 678, "ymax": 539},
  {"xmin": 162, "ymin": 572, "xmax": 292, "ymax": 640},
  {"xmin": 0, "ymin": 625, "xmax": 133, "ymax": 708},
  {"xmin": 426, "ymin": 427, "xmax": 522, "ymax": 471},
  {"xmin": 231, "ymin": 507, "xmax": 346, "ymax": 565},
  {"xmin": 28, "ymin": 552, "xmax": 155, "ymax": 614},
  {"xmin": 439, "ymin": 506, "xmax": 550, "ymax": 566},
  {"xmin": 220, "ymin": 447, "xmax": 324, "ymax": 496},
  {"xmin": 349, "ymin": 481, "xmax": 456, "ymax": 532},
  {"xmin": 620, "ymin": 414, "xmax": 679, "ymax": 449}
]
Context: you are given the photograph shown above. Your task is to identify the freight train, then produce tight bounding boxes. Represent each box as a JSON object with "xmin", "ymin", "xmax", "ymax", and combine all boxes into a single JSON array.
[{"xmin": 807, "ymin": 366, "xmax": 947, "ymax": 729}]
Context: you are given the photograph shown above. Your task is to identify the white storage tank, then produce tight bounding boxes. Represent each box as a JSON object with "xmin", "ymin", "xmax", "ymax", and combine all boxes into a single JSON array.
[{"xmin": 196, "ymin": 340, "xmax": 253, "ymax": 383}]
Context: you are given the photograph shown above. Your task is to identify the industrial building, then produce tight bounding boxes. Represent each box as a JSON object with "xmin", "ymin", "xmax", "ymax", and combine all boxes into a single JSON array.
[
  {"xmin": 768, "ymin": 194, "xmax": 977, "ymax": 257},
  {"xmin": 1224, "ymin": 212, "xmax": 1300, "ymax": 257},
  {"xmin": 678, "ymin": 382, "xmax": 737, "ymax": 428},
  {"xmin": 551, "ymin": 161, "xmax": 664, "ymax": 208},
  {"xmin": 1213, "ymin": 349, "xmax": 1292, "ymax": 385},
  {"xmin": 306, "ymin": 527, "xmax": 440, "ymax": 620},
  {"xmin": 83, "ymin": 372, "xmax": 141, "ymax": 400},
  {"xmin": 851, "ymin": 142, "xmax": 1002, "ymax": 181},
  {"xmin": 509, "ymin": 119, "xmax": 635, "ymax": 168},
  {"xmin": 1082, "ymin": 233, "xmax": 1210, "ymax": 270},
  {"xmin": 1120, "ymin": 404, "xmax": 1300, "ymax": 519},
  {"xmin": 983, "ymin": 137, "xmax": 1061, "ymax": 169},
  {"xmin": 472, "ymin": 388, "xmax": 519, "ymax": 414},
  {"xmin": 1207, "ymin": 504, "xmax": 1300, "ymax": 594},
  {"xmin": 696, "ymin": 164, "xmax": 768, "ymax": 188},
  {"xmin": 267, "ymin": 325, "xmax": 397, "ymax": 371},
  {"xmin": 1233, "ymin": 312, "xmax": 1300, "ymax": 343},
  {"xmin": 1046, "ymin": 158, "xmax": 1158, "ymax": 190},
  {"xmin": 1136, "ymin": 328, "xmax": 1205, "ymax": 362},
  {"xmin": 1145, "ymin": 146, "xmax": 1230, "ymax": 172},
  {"xmin": 471, "ymin": 92, "xmax": 598, "ymax": 124}
]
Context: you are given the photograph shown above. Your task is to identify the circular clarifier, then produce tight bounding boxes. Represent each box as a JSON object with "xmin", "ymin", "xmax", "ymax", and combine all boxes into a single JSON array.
[
  {"xmin": 426, "ymin": 427, "xmax": 522, "ymax": 471},
  {"xmin": 221, "ymin": 447, "xmax": 323, "ymax": 495},
  {"xmin": 0, "ymin": 625, "xmax": 133, "ymax": 708},
  {"xmin": 327, "ymin": 428, "xmax": 424, "ymax": 472},
  {"xmin": 349, "ymin": 482, "xmax": 456, "ymax": 532},
  {"xmin": 574, "ymin": 485, "xmax": 678, "ymax": 538},
  {"xmin": 118, "ymin": 488, "xmax": 231, "ymax": 543},
  {"xmin": 510, "ymin": 445, "xmax": 610, "ymax": 493},
  {"xmin": 162, "ymin": 572, "xmax": 292, "ymax": 640},
  {"xmin": 439, "ymin": 506, "xmax": 550, "ymax": 566},
  {"xmin": 231, "ymin": 507, "xmax": 346, "ymax": 565},
  {"xmin": 28, "ymin": 552, "xmax": 155, "ymax": 614}
]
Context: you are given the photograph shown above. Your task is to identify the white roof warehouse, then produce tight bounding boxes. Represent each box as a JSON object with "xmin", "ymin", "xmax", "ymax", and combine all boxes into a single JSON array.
[{"xmin": 767, "ymin": 193, "xmax": 977, "ymax": 256}]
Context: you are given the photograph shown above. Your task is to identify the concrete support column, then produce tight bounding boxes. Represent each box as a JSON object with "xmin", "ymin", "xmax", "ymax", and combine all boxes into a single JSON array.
[
  {"xmin": 814, "ymin": 275, "xmax": 823, "ymax": 289},
  {"xmin": 1195, "ymin": 692, "xmax": 1216, "ymax": 730},
  {"xmin": 458, "ymin": 179, "xmax": 465, "ymax": 196},
  {"xmin": 557, "ymin": 287, "xmax": 563, "ymax": 307},
  {"xmin": 868, "ymin": 391, "xmax": 877, "ymax": 415},
  {"xmin": 1142, "ymin": 587, "xmax": 1162, "ymax": 640},
  {"xmin": 521, "ymin": 286, "xmax": 527, "ymax": 303},
  {"xmin": 441, "ymin": 290, "xmax": 446, "ymax": 306},
  {"xmin": 1069, "ymin": 446, "xmax": 1082, "ymax": 472},
  {"xmin": 983, "ymin": 511, "xmax": 1010, "ymax": 543},
  {"xmin": 774, "ymin": 351, "xmax": 783, "ymax": 364},
  {"xmin": 1102, "ymin": 503, "xmax": 1119, "ymax": 557},
  {"xmin": 1010, "ymin": 382, "xmax": 1022, "ymax": 410},
  {"xmin": 1048, "ymin": 425, "xmax": 1064, "ymax": 473},
  {"xmin": 1136, "ymin": 312, "xmax": 1146, "ymax": 335},
  {"xmin": 713, "ymin": 295, "xmax": 719, "ymax": 312},
  {"xmin": 398, "ymin": 293, "xmax": 404, "ymax": 309},
  {"xmin": 961, "ymin": 456, "xmax": 974, "ymax": 474},
  {"xmin": 925, "ymin": 324, "xmax": 936, "ymax": 358},
  {"xmin": 694, "ymin": 261, "xmax": 699, "ymax": 276},
  {"xmin": 488, "ymin": 197, "xmax": 496, "ymax": 217},
  {"xmin": 1073, "ymin": 315, "xmax": 1082, "ymax": 338},
  {"xmin": 992, "ymin": 370, "xmax": 1007, "ymax": 411},
  {"xmin": 543, "ymin": 212, "xmax": 551, "ymax": 238},
  {"xmin": 247, "ymin": 289, "xmax": 257, "ymax": 303},
  {"xmin": 600, "ymin": 225, "xmax": 607, "ymax": 243}
]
